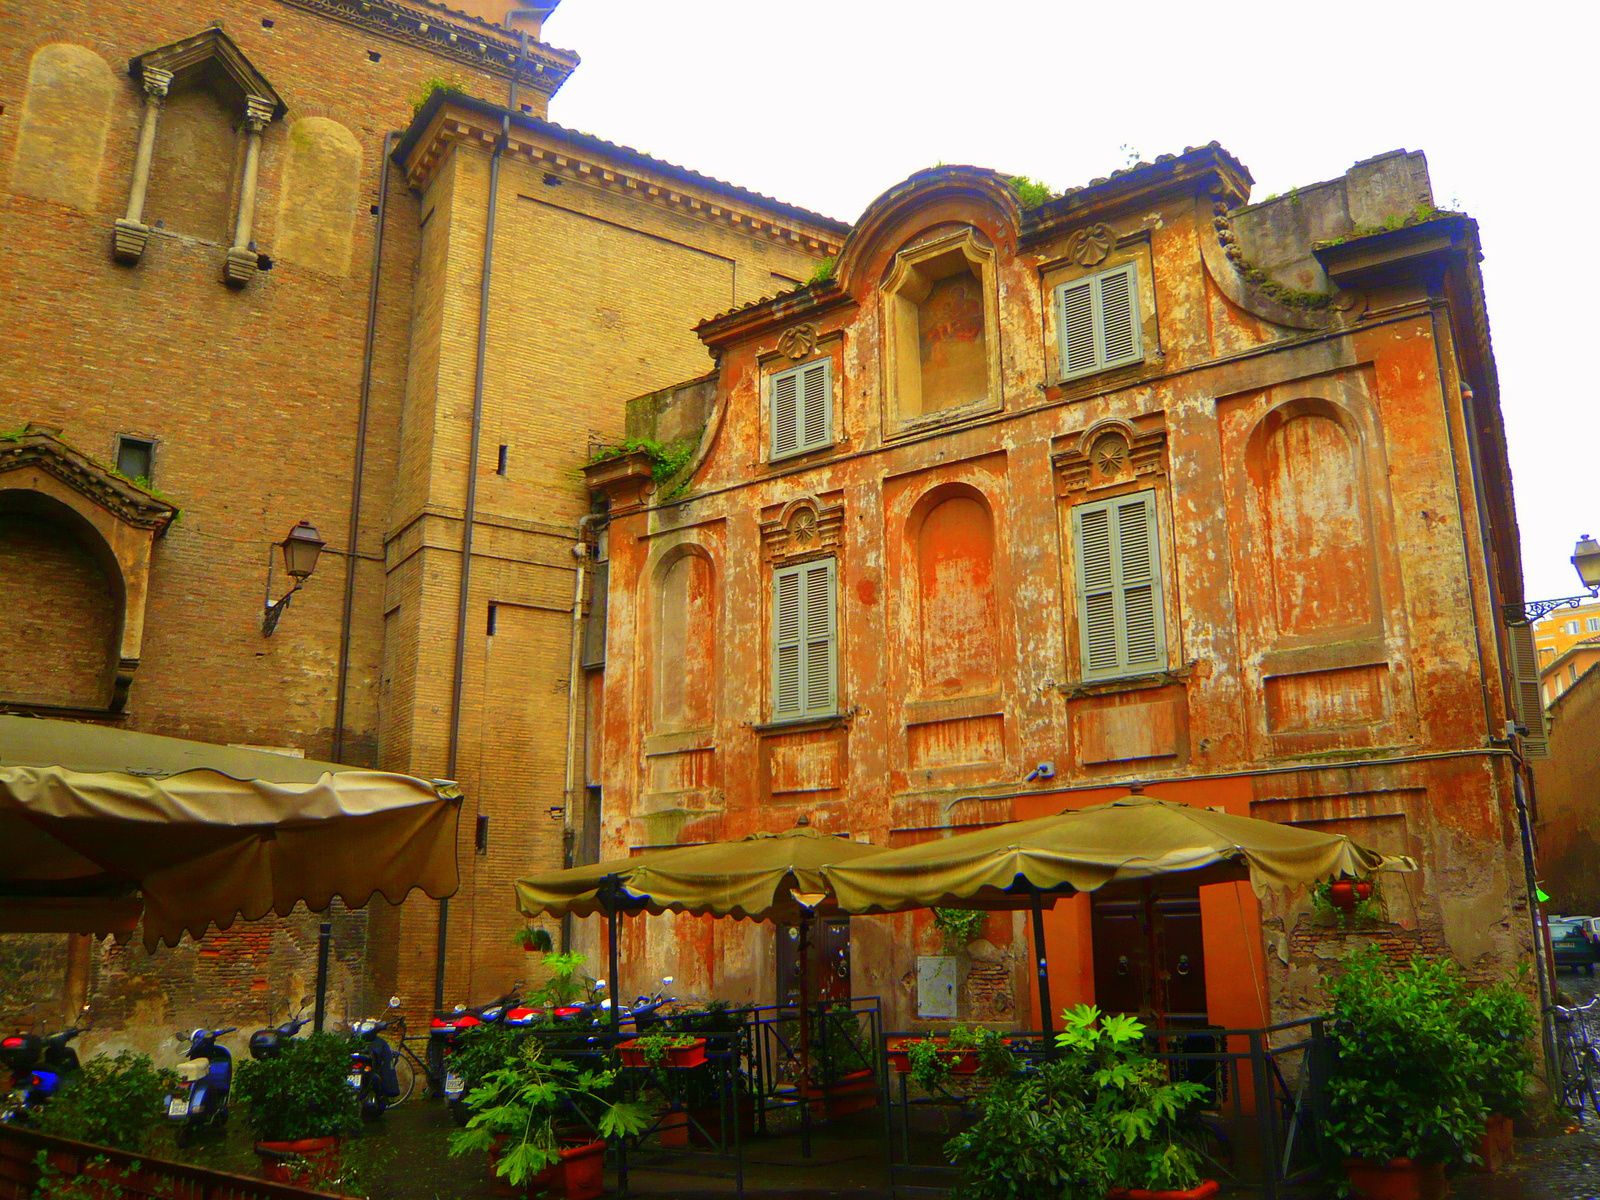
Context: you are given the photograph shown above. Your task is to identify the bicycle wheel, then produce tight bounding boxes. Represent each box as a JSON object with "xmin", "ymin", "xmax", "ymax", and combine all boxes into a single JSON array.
[
  {"xmin": 1556, "ymin": 1035, "xmax": 1590, "ymax": 1120},
  {"xmin": 389, "ymin": 1048, "xmax": 417, "ymax": 1107}
]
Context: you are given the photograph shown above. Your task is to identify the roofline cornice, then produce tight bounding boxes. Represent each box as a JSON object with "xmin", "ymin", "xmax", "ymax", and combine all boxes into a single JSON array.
[
  {"xmin": 395, "ymin": 96, "xmax": 848, "ymax": 252},
  {"xmin": 274, "ymin": 0, "xmax": 578, "ymax": 84},
  {"xmin": 1022, "ymin": 144, "xmax": 1253, "ymax": 243}
]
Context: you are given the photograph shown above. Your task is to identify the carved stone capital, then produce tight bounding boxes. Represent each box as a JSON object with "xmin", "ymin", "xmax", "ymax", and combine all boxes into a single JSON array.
[
  {"xmin": 140, "ymin": 67, "xmax": 173, "ymax": 101},
  {"xmin": 112, "ymin": 219, "xmax": 151, "ymax": 265},
  {"xmin": 242, "ymin": 94, "xmax": 275, "ymax": 133},
  {"xmin": 223, "ymin": 246, "xmax": 258, "ymax": 287}
]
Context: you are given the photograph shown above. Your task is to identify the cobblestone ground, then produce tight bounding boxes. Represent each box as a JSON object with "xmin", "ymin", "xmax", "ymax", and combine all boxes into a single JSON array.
[{"xmin": 1452, "ymin": 971, "xmax": 1600, "ymax": 1200}]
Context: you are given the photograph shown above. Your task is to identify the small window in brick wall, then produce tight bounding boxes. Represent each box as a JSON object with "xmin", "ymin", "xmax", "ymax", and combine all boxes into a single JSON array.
[{"xmin": 115, "ymin": 436, "xmax": 155, "ymax": 484}]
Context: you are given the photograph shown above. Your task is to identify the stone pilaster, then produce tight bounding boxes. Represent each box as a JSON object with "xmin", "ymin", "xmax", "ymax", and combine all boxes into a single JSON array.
[
  {"xmin": 223, "ymin": 94, "xmax": 275, "ymax": 286},
  {"xmin": 112, "ymin": 67, "xmax": 171, "ymax": 265}
]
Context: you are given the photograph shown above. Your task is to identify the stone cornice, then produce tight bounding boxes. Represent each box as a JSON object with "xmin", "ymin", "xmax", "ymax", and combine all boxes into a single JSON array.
[
  {"xmin": 275, "ymin": 0, "xmax": 578, "ymax": 86},
  {"xmin": 1022, "ymin": 143, "xmax": 1253, "ymax": 244},
  {"xmin": 0, "ymin": 429, "xmax": 178, "ymax": 533},
  {"xmin": 397, "ymin": 99, "xmax": 846, "ymax": 254}
]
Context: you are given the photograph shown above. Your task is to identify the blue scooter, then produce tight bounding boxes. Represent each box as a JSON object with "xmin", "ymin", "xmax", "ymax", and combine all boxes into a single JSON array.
[
  {"xmin": 0, "ymin": 1023, "xmax": 83, "ymax": 1124},
  {"xmin": 165, "ymin": 1026, "xmax": 236, "ymax": 1147},
  {"xmin": 248, "ymin": 1008, "xmax": 310, "ymax": 1060},
  {"xmin": 348, "ymin": 999, "xmax": 406, "ymax": 1120}
]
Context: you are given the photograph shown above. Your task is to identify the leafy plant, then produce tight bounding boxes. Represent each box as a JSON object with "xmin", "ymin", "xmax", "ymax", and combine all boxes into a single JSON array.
[
  {"xmin": 586, "ymin": 437, "xmax": 697, "ymax": 486},
  {"xmin": 31, "ymin": 1151, "xmax": 170, "ymax": 1200},
  {"xmin": 1310, "ymin": 879, "xmax": 1386, "ymax": 929},
  {"xmin": 947, "ymin": 1068, "xmax": 1108, "ymax": 1200},
  {"xmin": 36, "ymin": 1051, "xmax": 176, "ymax": 1152},
  {"xmin": 1005, "ymin": 175, "xmax": 1054, "ymax": 210},
  {"xmin": 1323, "ymin": 947, "xmax": 1487, "ymax": 1166},
  {"xmin": 531, "ymin": 950, "xmax": 590, "ymax": 1009},
  {"xmin": 932, "ymin": 907, "xmax": 987, "ymax": 952},
  {"xmin": 449, "ymin": 1039, "xmax": 651, "ymax": 1186},
  {"xmin": 807, "ymin": 256, "xmax": 836, "ymax": 285},
  {"xmin": 448, "ymin": 1024, "xmax": 523, "ymax": 1098},
  {"xmin": 411, "ymin": 76, "xmax": 467, "ymax": 115},
  {"xmin": 904, "ymin": 1025, "xmax": 1005, "ymax": 1092},
  {"xmin": 513, "ymin": 925, "xmax": 553, "ymax": 952},
  {"xmin": 232, "ymin": 1032, "xmax": 361, "ymax": 1143},
  {"xmin": 1458, "ymin": 974, "xmax": 1535, "ymax": 1117}
]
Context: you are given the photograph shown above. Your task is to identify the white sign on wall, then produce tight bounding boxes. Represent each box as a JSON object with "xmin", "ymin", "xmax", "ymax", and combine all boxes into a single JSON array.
[{"xmin": 916, "ymin": 955, "xmax": 958, "ymax": 1019}]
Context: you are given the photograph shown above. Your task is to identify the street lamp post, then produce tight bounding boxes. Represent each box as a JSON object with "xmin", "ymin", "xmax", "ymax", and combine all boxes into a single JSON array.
[{"xmin": 262, "ymin": 521, "xmax": 326, "ymax": 636}]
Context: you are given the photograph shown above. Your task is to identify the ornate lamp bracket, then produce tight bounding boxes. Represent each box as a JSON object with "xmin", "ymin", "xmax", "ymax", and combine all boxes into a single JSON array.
[{"xmin": 1506, "ymin": 593, "xmax": 1599, "ymax": 624}]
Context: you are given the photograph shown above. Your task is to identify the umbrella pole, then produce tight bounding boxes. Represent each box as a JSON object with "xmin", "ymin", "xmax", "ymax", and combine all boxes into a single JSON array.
[
  {"xmin": 313, "ymin": 920, "xmax": 332, "ymax": 1033},
  {"xmin": 797, "ymin": 911, "xmax": 813, "ymax": 1158},
  {"xmin": 1029, "ymin": 887, "xmax": 1054, "ymax": 1048},
  {"xmin": 608, "ymin": 904, "xmax": 621, "ymax": 1042}
]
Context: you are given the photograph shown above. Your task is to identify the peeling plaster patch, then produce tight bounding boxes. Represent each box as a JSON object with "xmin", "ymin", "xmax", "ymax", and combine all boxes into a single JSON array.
[{"xmin": 1438, "ymin": 890, "xmax": 1510, "ymax": 964}]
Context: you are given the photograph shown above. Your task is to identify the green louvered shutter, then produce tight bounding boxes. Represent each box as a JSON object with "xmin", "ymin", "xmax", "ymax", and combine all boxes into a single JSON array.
[
  {"xmin": 771, "ymin": 359, "xmax": 833, "ymax": 460},
  {"xmin": 1073, "ymin": 490, "xmax": 1166, "ymax": 679},
  {"xmin": 1507, "ymin": 621, "xmax": 1549, "ymax": 758},
  {"xmin": 772, "ymin": 559, "xmax": 837, "ymax": 720},
  {"xmin": 1057, "ymin": 262, "xmax": 1143, "ymax": 380}
]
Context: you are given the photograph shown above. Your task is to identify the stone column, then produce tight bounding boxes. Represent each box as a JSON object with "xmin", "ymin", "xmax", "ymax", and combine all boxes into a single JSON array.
[
  {"xmin": 223, "ymin": 95, "xmax": 274, "ymax": 286},
  {"xmin": 111, "ymin": 67, "xmax": 171, "ymax": 265}
]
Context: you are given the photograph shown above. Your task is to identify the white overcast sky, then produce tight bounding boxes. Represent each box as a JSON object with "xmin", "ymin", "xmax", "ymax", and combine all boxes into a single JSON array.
[{"xmin": 544, "ymin": 0, "xmax": 1596, "ymax": 602}]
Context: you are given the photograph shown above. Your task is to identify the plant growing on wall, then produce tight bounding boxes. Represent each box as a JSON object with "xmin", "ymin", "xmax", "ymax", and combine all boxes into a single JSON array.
[
  {"xmin": 1005, "ymin": 175, "xmax": 1054, "ymax": 210},
  {"xmin": 586, "ymin": 437, "xmax": 697, "ymax": 485},
  {"xmin": 932, "ymin": 907, "xmax": 987, "ymax": 953}
]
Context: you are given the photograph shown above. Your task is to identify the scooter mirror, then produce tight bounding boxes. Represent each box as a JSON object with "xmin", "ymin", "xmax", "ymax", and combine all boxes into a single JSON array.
[
  {"xmin": 388, "ymin": 996, "xmax": 401, "ymax": 1009},
  {"xmin": 661, "ymin": 976, "xmax": 675, "ymax": 986},
  {"xmin": 600, "ymin": 999, "xmax": 612, "ymax": 1010},
  {"xmin": 592, "ymin": 981, "xmax": 606, "ymax": 991}
]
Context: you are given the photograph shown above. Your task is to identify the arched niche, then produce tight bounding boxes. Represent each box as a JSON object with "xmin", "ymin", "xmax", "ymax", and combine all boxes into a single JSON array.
[
  {"xmin": 1243, "ymin": 398, "xmax": 1378, "ymax": 639},
  {"xmin": 275, "ymin": 117, "xmax": 362, "ymax": 275},
  {"xmin": 9, "ymin": 43, "xmax": 115, "ymax": 211},
  {"xmin": 882, "ymin": 227, "xmax": 1000, "ymax": 426},
  {"xmin": 650, "ymin": 545, "xmax": 716, "ymax": 733},
  {"xmin": 905, "ymin": 483, "xmax": 1000, "ymax": 698},
  {"xmin": 0, "ymin": 429, "xmax": 177, "ymax": 712}
]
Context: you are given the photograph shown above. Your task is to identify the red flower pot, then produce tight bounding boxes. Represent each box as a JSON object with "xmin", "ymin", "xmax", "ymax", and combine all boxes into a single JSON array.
[
  {"xmin": 885, "ymin": 1037, "xmax": 981, "ymax": 1075},
  {"xmin": 1344, "ymin": 1157, "xmax": 1448, "ymax": 1200},
  {"xmin": 656, "ymin": 1109, "xmax": 688, "ymax": 1147},
  {"xmin": 489, "ymin": 1138, "xmax": 605, "ymax": 1200},
  {"xmin": 617, "ymin": 1036, "xmax": 707, "ymax": 1069},
  {"xmin": 1474, "ymin": 1113, "xmax": 1514, "ymax": 1173},
  {"xmin": 1109, "ymin": 1180, "xmax": 1220, "ymax": 1200},
  {"xmin": 255, "ymin": 1136, "xmax": 341, "ymax": 1186},
  {"xmin": 1329, "ymin": 880, "xmax": 1375, "ymax": 912},
  {"xmin": 799, "ymin": 1068, "xmax": 879, "ymax": 1119}
]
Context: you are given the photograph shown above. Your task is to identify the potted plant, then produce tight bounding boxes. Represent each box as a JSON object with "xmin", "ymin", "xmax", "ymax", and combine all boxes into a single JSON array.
[
  {"xmin": 33, "ymin": 1050, "xmax": 176, "ymax": 1197},
  {"xmin": 891, "ymin": 1025, "xmax": 1003, "ymax": 1090},
  {"xmin": 1313, "ymin": 879, "xmax": 1385, "ymax": 929},
  {"xmin": 513, "ymin": 925, "xmax": 553, "ymax": 954},
  {"xmin": 1458, "ymin": 974, "xmax": 1534, "ymax": 1172},
  {"xmin": 450, "ymin": 1038, "xmax": 650, "ymax": 1200},
  {"xmin": 802, "ymin": 1003, "xmax": 879, "ymax": 1119},
  {"xmin": 946, "ymin": 1006, "xmax": 1208, "ymax": 1199},
  {"xmin": 1324, "ymin": 947, "xmax": 1486, "ymax": 1199},
  {"xmin": 617, "ymin": 1031, "xmax": 706, "ymax": 1069},
  {"xmin": 232, "ymin": 1032, "xmax": 360, "ymax": 1186}
]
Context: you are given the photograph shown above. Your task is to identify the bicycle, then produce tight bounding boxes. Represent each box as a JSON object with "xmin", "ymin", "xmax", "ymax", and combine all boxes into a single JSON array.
[{"xmin": 1548, "ymin": 998, "xmax": 1600, "ymax": 1121}]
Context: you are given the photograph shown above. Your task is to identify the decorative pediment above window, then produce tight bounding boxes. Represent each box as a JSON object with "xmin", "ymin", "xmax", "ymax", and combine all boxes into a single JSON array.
[
  {"xmin": 1052, "ymin": 419, "xmax": 1168, "ymax": 495},
  {"xmin": 760, "ymin": 496, "xmax": 843, "ymax": 563},
  {"xmin": 128, "ymin": 28, "xmax": 286, "ymax": 119},
  {"xmin": 0, "ymin": 427, "xmax": 177, "ymax": 713}
]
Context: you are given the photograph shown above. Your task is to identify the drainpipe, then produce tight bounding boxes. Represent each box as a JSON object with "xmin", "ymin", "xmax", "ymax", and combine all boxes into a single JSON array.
[
  {"xmin": 332, "ymin": 130, "xmax": 399, "ymax": 763},
  {"xmin": 560, "ymin": 514, "xmax": 605, "ymax": 952},
  {"xmin": 1513, "ymin": 773, "xmax": 1559, "ymax": 1072},
  {"xmin": 435, "ymin": 35, "xmax": 526, "ymax": 1014}
]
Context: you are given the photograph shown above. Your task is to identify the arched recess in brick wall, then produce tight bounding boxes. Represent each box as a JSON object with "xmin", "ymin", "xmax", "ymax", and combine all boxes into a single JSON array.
[
  {"xmin": 9, "ymin": 43, "xmax": 115, "ymax": 211},
  {"xmin": 907, "ymin": 484, "xmax": 1000, "ymax": 698},
  {"xmin": 0, "ymin": 490, "xmax": 123, "ymax": 709},
  {"xmin": 1244, "ymin": 399, "xmax": 1379, "ymax": 640},
  {"xmin": 275, "ymin": 117, "xmax": 362, "ymax": 275},
  {"xmin": 651, "ymin": 546, "xmax": 716, "ymax": 733}
]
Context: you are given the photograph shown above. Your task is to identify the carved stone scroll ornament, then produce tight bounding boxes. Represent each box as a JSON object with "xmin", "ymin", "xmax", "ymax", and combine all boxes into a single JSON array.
[
  {"xmin": 1064, "ymin": 222, "xmax": 1116, "ymax": 267},
  {"xmin": 759, "ymin": 496, "xmax": 844, "ymax": 562},
  {"xmin": 777, "ymin": 323, "xmax": 819, "ymax": 361}
]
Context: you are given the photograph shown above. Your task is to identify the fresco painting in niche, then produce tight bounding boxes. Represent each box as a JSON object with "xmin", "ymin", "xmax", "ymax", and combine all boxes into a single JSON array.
[
  {"xmin": 915, "ymin": 493, "xmax": 999, "ymax": 696},
  {"xmin": 917, "ymin": 265, "xmax": 987, "ymax": 412},
  {"xmin": 653, "ymin": 551, "xmax": 715, "ymax": 731},
  {"xmin": 1254, "ymin": 407, "xmax": 1375, "ymax": 637}
]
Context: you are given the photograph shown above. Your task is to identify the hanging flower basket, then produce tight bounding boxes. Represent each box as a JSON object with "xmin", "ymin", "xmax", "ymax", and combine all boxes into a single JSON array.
[{"xmin": 1328, "ymin": 879, "xmax": 1375, "ymax": 913}]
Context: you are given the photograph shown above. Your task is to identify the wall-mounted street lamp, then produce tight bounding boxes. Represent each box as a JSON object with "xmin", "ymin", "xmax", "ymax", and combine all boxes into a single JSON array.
[
  {"xmin": 262, "ymin": 520, "xmax": 326, "ymax": 636},
  {"xmin": 1509, "ymin": 535, "xmax": 1600, "ymax": 623}
]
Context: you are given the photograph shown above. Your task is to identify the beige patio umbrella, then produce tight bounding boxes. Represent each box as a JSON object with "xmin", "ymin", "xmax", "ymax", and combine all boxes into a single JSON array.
[
  {"xmin": 0, "ymin": 714, "xmax": 462, "ymax": 950},
  {"xmin": 821, "ymin": 796, "xmax": 1416, "ymax": 1028}
]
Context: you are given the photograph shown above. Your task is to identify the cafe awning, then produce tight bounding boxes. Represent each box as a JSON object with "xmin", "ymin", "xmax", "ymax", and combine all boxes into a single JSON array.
[
  {"xmin": 0, "ymin": 714, "xmax": 462, "ymax": 948},
  {"xmin": 821, "ymin": 796, "xmax": 1416, "ymax": 915},
  {"xmin": 515, "ymin": 826, "xmax": 882, "ymax": 923}
]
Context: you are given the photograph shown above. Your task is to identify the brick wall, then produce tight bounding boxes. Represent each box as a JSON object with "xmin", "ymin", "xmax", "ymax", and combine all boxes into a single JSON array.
[{"xmin": 0, "ymin": 512, "xmax": 116, "ymax": 707}]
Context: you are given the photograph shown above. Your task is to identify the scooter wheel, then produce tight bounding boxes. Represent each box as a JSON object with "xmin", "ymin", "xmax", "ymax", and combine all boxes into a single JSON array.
[
  {"xmin": 175, "ymin": 1124, "xmax": 192, "ymax": 1149},
  {"xmin": 361, "ymin": 1093, "xmax": 383, "ymax": 1121}
]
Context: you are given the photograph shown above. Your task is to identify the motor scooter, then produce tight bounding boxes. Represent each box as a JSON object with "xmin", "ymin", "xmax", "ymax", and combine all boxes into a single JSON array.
[
  {"xmin": 248, "ymin": 1007, "xmax": 309, "ymax": 1060},
  {"xmin": 429, "ymin": 986, "xmax": 519, "ymax": 1104},
  {"xmin": 164, "ymin": 1026, "xmax": 236, "ymax": 1147},
  {"xmin": 348, "ymin": 998, "xmax": 406, "ymax": 1120},
  {"xmin": 0, "ymin": 1022, "xmax": 83, "ymax": 1124}
]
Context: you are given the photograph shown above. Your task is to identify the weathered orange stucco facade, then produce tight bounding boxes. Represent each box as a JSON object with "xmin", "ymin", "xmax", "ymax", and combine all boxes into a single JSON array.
[{"xmin": 585, "ymin": 146, "xmax": 1535, "ymax": 1030}]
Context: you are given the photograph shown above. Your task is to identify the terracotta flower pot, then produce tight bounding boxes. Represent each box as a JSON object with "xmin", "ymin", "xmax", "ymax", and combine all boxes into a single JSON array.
[
  {"xmin": 1329, "ymin": 880, "xmax": 1375, "ymax": 912},
  {"xmin": 255, "ymin": 1136, "xmax": 341, "ymax": 1186},
  {"xmin": 799, "ymin": 1068, "xmax": 879, "ymax": 1119},
  {"xmin": 617, "ymin": 1036, "xmax": 707, "ymax": 1069},
  {"xmin": 1109, "ymin": 1180, "xmax": 1220, "ymax": 1200},
  {"xmin": 656, "ymin": 1108, "xmax": 688, "ymax": 1147},
  {"xmin": 885, "ymin": 1037, "xmax": 980, "ymax": 1075},
  {"xmin": 1474, "ymin": 1113, "xmax": 1514, "ymax": 1173},
  {"xmin": 1344, "ymin": 1157, "xmax": 1448, "ymax": 1200},
  {"xmin": 489, "ymin": 1137, "xmax": 605, "ymax": 1200}
]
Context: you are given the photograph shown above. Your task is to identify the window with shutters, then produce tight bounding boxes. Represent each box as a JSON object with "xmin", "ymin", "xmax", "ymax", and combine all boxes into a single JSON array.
[
  {"xmin": 769, "ymin": 359, "xmax": 833, "ymax": 461},
  {"xmin": 1507, "ymin": 621, "xmax": 1549, "ymax": 756},
  {"xmin": 771, "ymin": 558, "xmax": 838, "ymax": 721},
  {"xmin": 1055, "ymin": 262, "xmax": 1144, "ymax": 381},
  {"xmin": 1071, "ymin": 490, "xmax": 1166, "ymax": 680}
]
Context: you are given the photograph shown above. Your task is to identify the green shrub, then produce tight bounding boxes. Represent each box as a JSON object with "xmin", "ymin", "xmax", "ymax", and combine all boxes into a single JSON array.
[
  {"xmin": 1458, "ymin": 975, "xmax": 1535, "ymax": 1117},
  {"xmin": 232, "ymin": 1032, "xmax": 360, "ymax": 1143},
  {"xmin": 1324, "ymin": 947, "xmax": 1487, "ymax": 1165},
  {"xmin": 1005, "ymin": 175, "xmax": 1054, "ymax": 210},
  {"xmin": 932, "ymin": 908, "xmax": 987, "ymax": 952},
  {"xmin": 35, "ymin": 1051, "xmax": 175, "ymax": 1152}
]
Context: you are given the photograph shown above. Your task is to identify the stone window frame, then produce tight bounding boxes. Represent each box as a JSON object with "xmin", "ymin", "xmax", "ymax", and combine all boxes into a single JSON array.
[
  {"xmin": 880, "ymin": 227, "xmax": 1002, "ymax": 438},
  {"xmin": 113, "ymin": 28, "xmax": 285, "ymax": 287},
  {"xmin": 757, "ymin": 326, "xmax": 845, "ymax": 469},
  {"xmin": 1040, "ymin": 229, "xmax": 1160, "ymax": 391},
  {"xmin": 758, "ymin": 496, "xmax": 847, "ymax": 726}
]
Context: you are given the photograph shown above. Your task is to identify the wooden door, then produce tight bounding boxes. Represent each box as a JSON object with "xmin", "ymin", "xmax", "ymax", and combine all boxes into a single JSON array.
[
  {"xmin": 776, "ymin": 916, "xmax": 851, "ymax": 1005},
  {"xmin": 1090, "ymin": 891, "xmax": 1208, "ymax": 1019}
]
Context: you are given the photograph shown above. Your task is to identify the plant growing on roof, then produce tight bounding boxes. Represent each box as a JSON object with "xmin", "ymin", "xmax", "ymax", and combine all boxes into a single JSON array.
[
  {"xmin": 586, "ymin": 437, "xmax": 697, "ymax": 486},
  {"xmin": 1004, "ymin": 175, "xmax": 1054, "ymax": 210},
  {"xmin": 807, "ymin": 256, "xmax": 836, "ymax": 285},
  {"xmin": 449, "ymin": 1039, "xmax": 651, "ymax": 1187}
]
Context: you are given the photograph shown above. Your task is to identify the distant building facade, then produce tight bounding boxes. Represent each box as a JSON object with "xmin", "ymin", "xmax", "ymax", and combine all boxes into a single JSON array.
[{"xmin": 587, "ymin": 147, "xmax": 1539, "ymax": 1029}]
